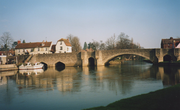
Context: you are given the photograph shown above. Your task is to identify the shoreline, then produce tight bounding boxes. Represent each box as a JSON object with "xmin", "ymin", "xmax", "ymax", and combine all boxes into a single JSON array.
[{"xmin": 84, "ymin": 84, "xmax": 180, "ymax": 110}]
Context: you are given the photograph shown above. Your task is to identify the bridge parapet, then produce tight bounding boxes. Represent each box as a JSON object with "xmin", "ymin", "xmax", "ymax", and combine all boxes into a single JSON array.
[
  {"xmin": 96, "ymin": 49, "xmax": 156, "ymax": 65},
  {"xmin": 27, "ymin": 48, "xmax": 180, "ymax": 67}
]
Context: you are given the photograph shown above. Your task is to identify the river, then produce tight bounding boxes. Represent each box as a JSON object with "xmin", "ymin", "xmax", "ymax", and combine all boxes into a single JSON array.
[{"xmin": 0, "ymin": 61, "xmax": 180, "ymax": 110}]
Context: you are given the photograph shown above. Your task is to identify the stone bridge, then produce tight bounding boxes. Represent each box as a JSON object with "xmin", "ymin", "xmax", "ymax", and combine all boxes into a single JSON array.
[{"xmin": 28, "ymin": 48, "xmax": 180, "ymax": 67}]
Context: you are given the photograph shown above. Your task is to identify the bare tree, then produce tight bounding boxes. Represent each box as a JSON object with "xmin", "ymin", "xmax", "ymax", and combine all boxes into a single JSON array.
[
  {"xmin": 99, "ymin": 40, "xmax": 106, "ymax": 50},
  {"xmin": 67, "ymin": 34, "xmax": 81, "ymax": 52},
  {"xmin": 92, "ymin": 39, "xmax": 100, "ymax": 50},
  {"xmin": 0, "ymin": 32, "xmax": 13, "ymax": 50},
  {"xmin": 0, "ymin": 32, "xmax": 13, "ymax": 63},
  {"xmin": 105, "ymin": 34, "xmax": 116, "ymax": 50}
]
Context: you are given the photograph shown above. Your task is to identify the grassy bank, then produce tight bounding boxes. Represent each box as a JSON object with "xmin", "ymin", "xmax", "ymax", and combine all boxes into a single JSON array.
[{"xmin": 84, "ymin": 84, "xmax": 180, "ymax": 110}]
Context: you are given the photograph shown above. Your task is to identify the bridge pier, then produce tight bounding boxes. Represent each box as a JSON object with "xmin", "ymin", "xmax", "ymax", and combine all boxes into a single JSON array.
[
  {"xmin": 81, "ymin": 52, "xmax": 89, "ymax": 66},
  {"xmin": 155, "ymin": 49, "xmax": 164, "ymax": 63},
  {"xmin": 174, "ymin": 49, "xmax": 180, "ymax": 61},
  {"xmin": 96, "ymin": 51, "xmax": 104, "ymax": 66}
]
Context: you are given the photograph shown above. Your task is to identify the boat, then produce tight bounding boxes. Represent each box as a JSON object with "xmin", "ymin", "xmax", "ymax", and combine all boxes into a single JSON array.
[{"xmin": 19, "ymin": 62, "xmax": 44, "ymax": 70}]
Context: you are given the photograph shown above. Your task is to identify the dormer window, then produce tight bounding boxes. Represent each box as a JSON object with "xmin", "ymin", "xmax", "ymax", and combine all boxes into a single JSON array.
[{"xmin": 42, "ymin": 43, "xmax": 45, "ymax": 46}]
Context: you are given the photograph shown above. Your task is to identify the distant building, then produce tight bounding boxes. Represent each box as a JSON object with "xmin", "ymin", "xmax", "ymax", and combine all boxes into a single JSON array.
[
  {"xmin": 0, "ymin": 50, "xmax": 15, "ymax": 64},
  {"xmin": 15, "ymin": 41, "xmax": 52, "ymax": 55},
  {"xmin": 55, "ymin": 38, "xmax": 72, "ymax": 53},
  {"xmin": 161, "ymin": 37, "xmax": 180, "ymax": 48}
]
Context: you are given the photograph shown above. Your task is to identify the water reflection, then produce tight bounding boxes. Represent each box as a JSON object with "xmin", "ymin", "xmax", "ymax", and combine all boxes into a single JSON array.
[
  {"xmin": 2, "ymin": 62, "xmax": 180, "ymax": 110},
  {"xmin": 0, "ymin": 70, "xmax": 17, "ymax": 85},
  {"xmin": 12, "ymin": 64, "xmax": 180, "ymax": 93}
]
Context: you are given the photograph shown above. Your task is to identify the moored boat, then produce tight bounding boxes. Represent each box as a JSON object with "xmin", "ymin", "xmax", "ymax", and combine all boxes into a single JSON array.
[{"xmin": 19, "ymin": 62, "xmax": 44, "ymax": 70}]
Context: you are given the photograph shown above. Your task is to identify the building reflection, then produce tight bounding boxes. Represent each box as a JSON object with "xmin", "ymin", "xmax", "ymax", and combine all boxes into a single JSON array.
[
  {"xmin": 2, "ymin": 63, "xmax": 180, "ymax": 96},
  {"xmin": 15, "ymin": 67, "xmax": 82, "ymax": 94},
  {"xmin": 156, "ymin": 66, "xmax": 180, "ymax": 86},
  {"xmin": 0, "ymin": 70, "xmax": 17, "ymax": 85}
]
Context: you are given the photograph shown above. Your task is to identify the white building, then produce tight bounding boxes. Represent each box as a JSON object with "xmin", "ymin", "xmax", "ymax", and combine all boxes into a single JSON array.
[
  {"xmin": 15, "ymin": 41, "xmax": 53, "ymax": 55},
  {"xmin": 55, "ymin": 38, "xmax": 72, "ymax": 53},
  {"xmin": 0, "ymin": 55, "xmax": 6, "ymax": 64}
]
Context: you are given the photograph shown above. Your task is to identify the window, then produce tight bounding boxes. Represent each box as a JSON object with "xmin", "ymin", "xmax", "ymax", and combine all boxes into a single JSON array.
[
  {"xmin": 38, "ymin": 48, "xmax": 40, "ymax": 51},
  {"xmin": 31, "ymin": 48, "xmax": 34, "ymax": 52},
  {"xmin": 60, "ymin": 46, "xmax": 63, "ymax": 50},
  {"xmin": 18, "ymin": 49, "xmax": 20, "ymax": 52},
  {"xmin": 67, "ymin": 47, "xmax": 69, "ymax": 51},
  {"xmin": 45, "ymin": 48, "xmax": 47, "ymax": 51},
  {"xmin": 60, "ymin": 41, "xmax": 62, "ymax": 45}
]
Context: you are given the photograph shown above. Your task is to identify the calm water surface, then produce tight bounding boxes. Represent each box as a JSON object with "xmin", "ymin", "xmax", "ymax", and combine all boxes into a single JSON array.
[{"xmin": 1, "ymin": 61, "xmax": 180, "ymax": 110}]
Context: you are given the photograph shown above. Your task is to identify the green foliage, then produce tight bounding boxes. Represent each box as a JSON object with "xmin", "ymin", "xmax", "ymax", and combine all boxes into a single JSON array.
[
  {"xmin": 22, "ymin": 40, "xmax": 26, "ymax": 43},
  {"xmin": 12, "ymin": 41, "xmax": 18, "ymax": 49},
  {"xmin": 88, "ymin": 42, "xmax": 96, "ymax": 50},
  {"xmin": 83, "ymin": 42, "xmax": 87, "ymax": 50}
]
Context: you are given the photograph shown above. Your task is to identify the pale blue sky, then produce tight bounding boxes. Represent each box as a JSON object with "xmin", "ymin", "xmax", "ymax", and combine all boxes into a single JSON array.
[{"xmin": 0, "ymin": 0, "xmax": 180, "ymax": 48}]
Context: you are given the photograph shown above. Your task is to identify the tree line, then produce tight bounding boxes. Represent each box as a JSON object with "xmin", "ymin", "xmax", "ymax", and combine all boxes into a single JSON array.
[
  {"xmin": 76, "ymin": 32, "xmax": 142, "ymax": 52},
  {"xmin": 0, "ymin": 32, "xmax": 142, "ymax": 53}
]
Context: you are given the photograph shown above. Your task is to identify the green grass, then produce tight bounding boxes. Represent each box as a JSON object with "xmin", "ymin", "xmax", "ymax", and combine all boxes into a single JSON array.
[{"xmin": 84, "ymin": 84, "xmax": 180, "ymax": 110}]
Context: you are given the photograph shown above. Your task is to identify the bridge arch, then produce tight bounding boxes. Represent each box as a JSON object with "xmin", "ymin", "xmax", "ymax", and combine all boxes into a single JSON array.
[
  {"xmin": 103, "ymin": 53, "xmax": 151, "ymax": 65},
  {"xmin": 40, "ymin": 62, "xmax": 48, "ymax": 69},
  {"xmin": 55, "ymin": 61, "xmax": 65, "ymax": 71},
  {"xmin": 88, "ymin": 57, "xmax": 95, "ymax": 66},
  {"xmin": 163, "ymin": 54, "xmax": 177, "ymax": 62}
]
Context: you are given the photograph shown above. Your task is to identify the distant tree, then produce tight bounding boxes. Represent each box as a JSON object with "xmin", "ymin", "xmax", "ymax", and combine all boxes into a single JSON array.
[
  {"xmin": 22, "ymin": 40, "xmax": 26, "ymax": 43},
  {"xmin": 99, "ymin": 40, "xmax": 106, "ymax": 50},
  {"xmin": 83, "ymin": 42, "xmax": 88, "ymax": 50},
  {"xmin": 67, "ymin": 34, "xmax": 82, "ymax": 52},
  {"xmin": 0, "ymin": 32, "xmax": 13, "ymax": 50},
  {"xmin": 0, "ymin": 32, "xmax": 13, "ymax": 62},
  {"xmin": 12, "ymin": 41, "xmax": 18, "ymax": 49},
  {"xmin": 105, "ymin": 34, "xmax": 116, "ymax": 50},
  {"xmin": 88, "ymin": 42, "xmax": 96, "ymax": 50},
  {"xmin": 92, "ymin": 40, "xmax": 100, "ymax": 51},
  {"xmin": 116, "ymin": 32, "xmax": 131, "ymax": 49}
]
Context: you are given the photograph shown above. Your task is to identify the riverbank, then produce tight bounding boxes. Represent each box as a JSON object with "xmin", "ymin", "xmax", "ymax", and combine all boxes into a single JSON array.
[
  {"xmin": 84, "ymin": 84, "xmax": 180, "ymax": 110},
  {"xmin": 0, "ymin": 64, "xmax": 18, "ymax": 72}
]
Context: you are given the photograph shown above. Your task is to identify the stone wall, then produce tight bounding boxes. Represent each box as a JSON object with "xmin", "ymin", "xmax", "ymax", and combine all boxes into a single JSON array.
[
  {"xmin": 30, "ymin": 52, "xmax": 81, "ymax": 67},
  {"xmin": 0, "ymin": 64, "xmax": 18, "ymax": 71},
  {"xmin": 21, "ymin": 48, "xmax": 180, "ymax": 67}
]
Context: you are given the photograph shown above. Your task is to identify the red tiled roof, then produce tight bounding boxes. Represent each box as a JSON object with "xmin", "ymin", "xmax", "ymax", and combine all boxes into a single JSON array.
[
  {"xmin": 0, "ymin": 49, "xmax": 15, "ymax": 55},
  {"xmin": 15, "ymin": 42, "xmax": 52, "ymax": 49},
  {"xmin": 58, "ymin": 38, "xmax": 72, "ymax": 46}
]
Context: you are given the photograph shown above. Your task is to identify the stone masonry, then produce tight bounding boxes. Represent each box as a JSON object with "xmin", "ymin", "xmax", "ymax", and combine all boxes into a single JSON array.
[{"xmin": 26, "ymin": 48, "xmax": 180, "ymax": 67}]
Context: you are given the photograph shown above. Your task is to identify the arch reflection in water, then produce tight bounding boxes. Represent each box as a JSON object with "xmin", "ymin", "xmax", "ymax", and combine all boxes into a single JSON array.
[
  {"xmin": 13, "ymin": 63, "xmax": 180, "ymax": 92},
  {"xmin": 157, "ymin": 66, "xmax": 180, "ymax": 86},
  {"xmin": 3, "ymin": 62, "xmax": 180, "ymax": 110}
]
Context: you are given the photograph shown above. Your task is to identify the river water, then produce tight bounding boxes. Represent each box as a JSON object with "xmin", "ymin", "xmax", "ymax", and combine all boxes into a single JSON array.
[{"xmin": 0, "ymin": 61, "xmax": 180, "ymax": 110}]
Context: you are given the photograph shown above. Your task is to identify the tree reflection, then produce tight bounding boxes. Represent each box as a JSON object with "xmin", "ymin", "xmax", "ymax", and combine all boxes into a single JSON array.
[{"xmin": 2, "ymin": 62, "xmax": 180, "ymax": 97}]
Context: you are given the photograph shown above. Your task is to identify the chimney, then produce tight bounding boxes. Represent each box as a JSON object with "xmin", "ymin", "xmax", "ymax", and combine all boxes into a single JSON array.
[{"xmin": 17, "ymin": 40, "xmax": 21, "ymax": 44}]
